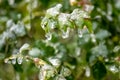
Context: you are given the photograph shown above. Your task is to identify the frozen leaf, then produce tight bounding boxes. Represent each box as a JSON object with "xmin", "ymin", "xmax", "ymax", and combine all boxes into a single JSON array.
[
  {"xmin": 19, "ymin": 43, "xmax": 30, "ymax": 53},
  {"xmin": 48, "ymin": 57, "xmax": 61, "ymax": 68},
  {"xmin": 84, "ymin": 5, "xmax": 94, "ymax": 12},
  {"xmin": 95, "ymin": 29, "xmax": 111, "ymax": 40},
  {"xmin": 11, "ymin": 58, "xmax": 16, "ymax": 64},
  {"xmin": 39, "ymin": 64, "xmax": 56, "ymax": 80},
  {"xmin": 70, "ymin": 9, "xmax": 90, "ymax": 20},
  {"xmin": 46, "ymin": 4, "xmax": 62, "ymax": 18},
  {"xmin": 47, "ymin": 19, "xmax": 57, "ymax": 29},
  {"xmin": 2, "ymin": 31, "xmax": 16, "ymax": 40},
  {"xmin": 74, "ymin": 18, "xmax": 84, "ymax": 28},
  {"xmin": 29, "ymin": 48, "xmax": 41, "ymax": 57},
  {"xmin": 113, "ymin": 46, "xmax": 120, "ymax": 53},
  {"xmin": 6, "ymin": 19, "xmax": 14, "ymax": 29},
  {"xmin": 58, "ymin": 13, "xmax": 72, "ymax": 28},
  {"xmin": 60, "ymin": 66, "xmax": 71, "ymax": 77},
  {"xmin": 17, "ymin": 57, "xmax": 23, "ymax": 64},
  {"xmin": 91, "ymin": 42, "xmax": 108, "ymax": 57},
  {"xmin": 10, "ymin": 21, "xmax": 26, "ymax": 37}
]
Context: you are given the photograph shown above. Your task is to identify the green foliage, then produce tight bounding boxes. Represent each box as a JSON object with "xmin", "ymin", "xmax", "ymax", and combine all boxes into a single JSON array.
[{"xmin": 0, "ymin": 0, "xmax": 120, "ymax": 80}]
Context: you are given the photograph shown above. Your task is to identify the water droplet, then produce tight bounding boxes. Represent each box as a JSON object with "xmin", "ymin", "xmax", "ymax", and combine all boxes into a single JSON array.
[
  {"xmin": 45, "ymin": 33, "xmax": 52, "ymax": 40},
  {"xmin": 62, "ymin": 28, "xmax": 70, "ymax": 39},
  {"xmin": 78, "ymin": 29, "xmax": 83, "ymax": 38},
  {"xmin": 17, "ymin": 57, "xmax": 23, "ymax": 64},
  {"xmin": 85, "ymin": 66, "xmax": 90, "ymax": 77},
  {"xmin": 12, "ymin": 59, "xmax": 16, "ymax": 64}
]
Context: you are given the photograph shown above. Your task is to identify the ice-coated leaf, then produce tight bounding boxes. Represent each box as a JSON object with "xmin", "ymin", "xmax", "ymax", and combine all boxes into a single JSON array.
[
  {"xmin": 58, "ymin": 13, "xmax": 72, "ymax": 28},
  {"xmin": 10, "ymin": 21, "xmax": 26, "ymax": 37},
  {"xmin": 95, "ymin": 29, "xmax": 111, "ymax": 40},
  {"xmin": 47, "ymin": 19, "xmax": 58, "ymax": 29},
  {"xmin": 60, "ymin": 66, "xmax": 71, "ymax": 77},
  {"xmin": 39, "ymin": 64, "xmax": 56, "ymax": 80},
  {"xmin": 70, "ymin": 9, "xmax": 90, "ymax": 20},
  {"xmin": 46, "ymin": 4, "xmax": 62, "ymax": 18},
  {"xmin": 48, "ymin": 57, "xmax": 61, "ymax": 68},
  {"xmin": 17, "ymin": 56, "xmax": 23, "ymax": 64},
  {"xmin": 29, "ymin": 47, "xmax": 41, "ymax": 57},
  {"xmin": 6, "ymin": 19, "xmax": 14, "ymax": 29},
  {"xmin": 2, "ymin": 31, "xmax": 16, "ymax": 40},
  {"xmin": 91, "ymin": 42, "xmax": 108, "ymax": 57},
  {"xmin": 19, "ymin": 43, "xmax": 30, "ymax": 53}
]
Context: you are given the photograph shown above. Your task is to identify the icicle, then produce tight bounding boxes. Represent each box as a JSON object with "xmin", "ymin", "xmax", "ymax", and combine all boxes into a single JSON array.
[
  {"xmin": 78, "ymin": 29, "xmax": 83, "ymax": 38},
  {"xmin": 62, "ymin": 28, "xmax": 70, "ymax": 39},
  {"xmin": 45, "ymin": 32, "xmax": 52, "ymax": 41}
]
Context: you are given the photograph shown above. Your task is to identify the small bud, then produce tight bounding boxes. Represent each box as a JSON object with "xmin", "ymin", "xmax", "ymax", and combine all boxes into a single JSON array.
[{"xmin": 70, "ymin": 0, "xmax": 77, "ymax": 6}]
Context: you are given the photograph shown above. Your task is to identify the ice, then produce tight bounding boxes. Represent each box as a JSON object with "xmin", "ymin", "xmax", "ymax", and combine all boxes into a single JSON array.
[
  {"xmin": 11, "ymin": 59, "xmax": 16, "ymax": 64},
  {"xmin": 62, "ymin": 28, "xmax": 70, "ymax": 39},
  {"xmin": 17, "ymin": 57, "xmax": 23, "ymax": 64},
  {"xmin": 85, "ymin": 66, "xmax": 90, "ymax": 77},
  {"xmin": 45, "ymin": 32, "xmax": 52, "ymax": 40},
  {"xmin": 78, "ymin": 29, "xmax": 83, "ymax": 38},
  {"xmin": 90, "ymin": 33, "xmax": 96, "ymax": 43},
  {"xmin": 48, "ymin": 57, "xmax": 61, "ymax": 68}
]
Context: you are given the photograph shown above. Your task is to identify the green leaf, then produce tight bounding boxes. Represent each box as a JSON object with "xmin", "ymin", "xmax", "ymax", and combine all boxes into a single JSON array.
[
  {"xmin": 91, "ymin": 60, "xmax": 107, "ymax": 80},
  {"xmin": 84, "ymin": 20, "xmax": 93, "ymax": 33}
]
